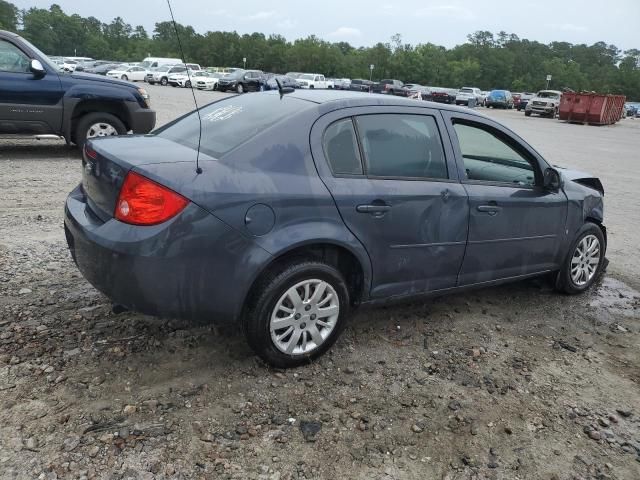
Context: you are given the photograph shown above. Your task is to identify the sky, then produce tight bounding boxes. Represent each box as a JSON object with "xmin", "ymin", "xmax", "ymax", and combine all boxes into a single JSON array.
[{"xmin": 11, "ymin": 0, "xmax": 639, "ymax": 52}]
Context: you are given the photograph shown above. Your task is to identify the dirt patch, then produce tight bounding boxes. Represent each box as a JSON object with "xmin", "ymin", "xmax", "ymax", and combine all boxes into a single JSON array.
[{"xmin": 1, "ymin": 93, "xmax": 639, "ymax": 479}]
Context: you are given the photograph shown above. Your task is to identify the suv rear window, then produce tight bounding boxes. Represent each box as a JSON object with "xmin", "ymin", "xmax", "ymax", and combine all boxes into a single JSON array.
[{"xmin": 156, "ymin": 94, "xmax": 313, "ymax": 158}]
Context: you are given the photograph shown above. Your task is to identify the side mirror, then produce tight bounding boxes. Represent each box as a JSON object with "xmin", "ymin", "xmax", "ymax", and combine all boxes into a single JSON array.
[
  {"xmin": 544, "ymin": 167, "xmax": 562, "ymax": 191},
  {"xmin": 30, "ymin": 59, "xmax": 46, "ymax": 76}
]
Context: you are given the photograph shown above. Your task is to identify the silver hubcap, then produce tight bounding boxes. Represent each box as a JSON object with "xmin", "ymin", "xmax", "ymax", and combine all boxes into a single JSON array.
[
  {"xmin": 86, "ymin": 123, "xmax": 118, "ymax": 139},
  {"xmin": 571, "ymin": 234, "xmax": 600, "ymax": 286},
  {"xmin": 270, "ymin": 279, "xmax": 339, "ymax": 355}
]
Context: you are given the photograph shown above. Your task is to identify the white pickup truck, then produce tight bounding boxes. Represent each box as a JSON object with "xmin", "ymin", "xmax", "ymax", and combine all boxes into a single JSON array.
[{"xmin": 297, "ymin": 73, "xmax": 328, "ymax": 89}]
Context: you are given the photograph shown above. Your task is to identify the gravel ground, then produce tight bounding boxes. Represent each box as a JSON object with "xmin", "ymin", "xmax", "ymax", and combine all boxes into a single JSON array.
[{"xmin": 1, "ymin": 87, "xmax": 639, "ymax": 480}]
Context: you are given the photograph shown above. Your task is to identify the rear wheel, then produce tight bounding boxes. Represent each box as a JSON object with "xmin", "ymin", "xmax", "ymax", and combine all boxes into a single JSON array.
[
  {"xmin": 244, "ymin": 260, "xmax": 350, "ymax": 368},
  {"xmin": 556, "ymin": 223, "xmax": 606, "ymax": 294},
  {"xmin": 121, "ymin": 74, "xmax": 128, "ymax": 81},
  {"xmin": 74, "ymin": 112, "xmax": 126, "ymax": 150}
]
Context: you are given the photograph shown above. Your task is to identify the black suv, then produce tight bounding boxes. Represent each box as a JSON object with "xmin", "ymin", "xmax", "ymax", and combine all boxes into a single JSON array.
[
  {"xmin": 0, "ymin": 30, "xmax": 155, "ymax": 149},
  {"xmin": 217, "ymin": 69, "xmax": 266, "ymax": 93}
]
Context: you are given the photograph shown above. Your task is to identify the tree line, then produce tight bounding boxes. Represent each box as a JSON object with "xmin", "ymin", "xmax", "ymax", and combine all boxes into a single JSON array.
[{"xmin": 1, "ymin": 1, "xmax": 639, "ymax": 99}]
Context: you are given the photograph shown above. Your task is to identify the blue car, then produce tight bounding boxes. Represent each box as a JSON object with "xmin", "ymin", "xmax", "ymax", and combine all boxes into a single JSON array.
[
  {"xmin": 64, "ymin": 90, "xmax": 607, "ymax": 367},
  {"xmin": 486, "ymin": 89, "xmax": 514, "ymax": 109}
]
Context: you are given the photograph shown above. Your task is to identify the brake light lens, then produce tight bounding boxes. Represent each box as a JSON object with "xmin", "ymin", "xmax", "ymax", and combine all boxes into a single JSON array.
[
  {"xmin": 115, "ymin": 172, "xmax": 189, "ymax": 226},
  {"xmin": 84, "ymin": 144, "xmax": 97, "ymax": 160}
]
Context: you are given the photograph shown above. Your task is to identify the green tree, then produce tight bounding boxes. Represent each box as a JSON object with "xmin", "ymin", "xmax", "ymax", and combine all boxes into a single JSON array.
[{"xmin": 0, "ymin": 0, "xmax": 18, "ymax": 31}]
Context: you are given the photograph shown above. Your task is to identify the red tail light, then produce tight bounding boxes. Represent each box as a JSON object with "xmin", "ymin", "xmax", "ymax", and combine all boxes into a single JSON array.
[
  {"xmin": 115, "ymin": 172, "xmax": 189, "ymax": 226},
  {"xmin": 84, "ymin": 144, "xmax": 97, "ymax": 160}
]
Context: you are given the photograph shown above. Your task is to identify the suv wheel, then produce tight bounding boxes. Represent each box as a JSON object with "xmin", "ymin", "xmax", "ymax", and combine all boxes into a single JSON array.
[
  {"xmin": 75, "ymin": 112, "xmax": 126, "ymax": 150},
  {"xmin": 236, "ymin": 83, "xmax": 244, "ymax": 94},
  {"xmin": 244, "ymin": 260, "xmax": 350, "ymax": 368},
  {"xmin": 556, "ymin": 223, "xmax": 606, "ymax": 294},
  {"xmin": 160, "ymin": 77, "xmax": 168, "ymax": 86},
  {"xmin": 525, "ymin": 110, "xmax": 532, "ymax": 117},
  {"xmin": 185, "ymin": 80, "xmax": 191, "ymax": 88}
]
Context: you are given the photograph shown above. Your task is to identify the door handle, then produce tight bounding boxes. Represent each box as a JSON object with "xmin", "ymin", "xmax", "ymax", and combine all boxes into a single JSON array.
[
  {"xmin": 356, "ymin": 204, "xmax": 391, "ymax": 215},
  {"xmin": 477, "ymin": 205, "xmax": 502, "ymax": 215}
]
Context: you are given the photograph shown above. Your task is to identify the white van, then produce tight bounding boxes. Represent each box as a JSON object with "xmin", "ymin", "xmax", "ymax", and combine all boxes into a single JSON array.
[{"xmin": 140, "ymin": 57, "xmax": 183, "ymax": 70}]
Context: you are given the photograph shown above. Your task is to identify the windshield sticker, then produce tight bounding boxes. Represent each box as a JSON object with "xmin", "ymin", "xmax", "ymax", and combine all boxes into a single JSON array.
[{"xmin": 203, "ymin": 105, "xmax": 244, "ymax": 123}]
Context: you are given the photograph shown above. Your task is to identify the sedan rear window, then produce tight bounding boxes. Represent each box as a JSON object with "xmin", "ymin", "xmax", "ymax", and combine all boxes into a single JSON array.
[{"xmin": 156, "ymin": 94, "xmax": 313, "ymax": 158}]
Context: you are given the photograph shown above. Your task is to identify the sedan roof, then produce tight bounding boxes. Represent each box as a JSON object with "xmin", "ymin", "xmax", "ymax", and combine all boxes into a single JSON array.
[{"xmin": 283, "ymin": 89, "xmax": 475, "ymax": 114}]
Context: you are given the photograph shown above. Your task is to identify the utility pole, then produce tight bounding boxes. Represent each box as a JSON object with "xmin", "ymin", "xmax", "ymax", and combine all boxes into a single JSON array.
[
  {"xmin": 546, "ymin": 74, "xmax": 552, "ymax": 89},
  {"xmin": 369, "ymin": 64, "xmax": 374, "ymax": 81},
  {"xmin": 243, "ymin": 57, "xmax": 247, "ymax": 69}
]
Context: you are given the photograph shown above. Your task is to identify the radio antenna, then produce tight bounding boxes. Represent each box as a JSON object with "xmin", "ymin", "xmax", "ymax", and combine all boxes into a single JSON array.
[{"xmin": 166, "ymin": 0, "xmax": 203, "ymax": 174}]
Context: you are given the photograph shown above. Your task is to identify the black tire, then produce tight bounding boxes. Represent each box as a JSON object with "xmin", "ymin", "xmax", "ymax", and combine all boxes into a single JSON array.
[
  {"xmin": 555, "ymin": 222, "xmax": 606, "ymax": 294},
  {"xmin": 243, "ymin": 260, "xmax": 350, "ymax": 368},
  {"xmin": 185, "ymin": 80, "xmax": 191, "ymax": 88},
  {"xmin": 74, "ymin": 112, "xmax": 126, "ymax": 150},
  {"xmin": 236, "ymin": 83, "xmax": 244, "ymax": 94},
  {"xmin": 121, "ymin": 75, "xmax": 128, "ymax": 81},
  {"xmin": 160, "ymin": 77, "xmax": 168, "ymax": 86},
  {"xmin": 309, "ymin": 85, "xmax": 315, "ymax": 89},
  {"xmin": 525, "ymin": 110, "xmax": 532, "ymax": 117}
]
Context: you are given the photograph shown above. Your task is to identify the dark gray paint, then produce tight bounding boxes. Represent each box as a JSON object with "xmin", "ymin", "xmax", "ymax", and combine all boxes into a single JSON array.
[{"xmin": 64, "ymin": 91, "xmax": 605, "ymax": 324}]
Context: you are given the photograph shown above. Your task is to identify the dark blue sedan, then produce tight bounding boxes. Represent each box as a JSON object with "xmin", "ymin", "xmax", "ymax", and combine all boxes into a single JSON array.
[{"xmin": 64, "ymin": 91, "xmax": 607, "ymax": 367}]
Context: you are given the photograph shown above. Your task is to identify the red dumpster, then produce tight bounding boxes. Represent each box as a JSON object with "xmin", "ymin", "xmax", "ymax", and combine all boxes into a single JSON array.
[{"xmin": 559, "ymin": 92, "xmax": 626, "ymax": 125}]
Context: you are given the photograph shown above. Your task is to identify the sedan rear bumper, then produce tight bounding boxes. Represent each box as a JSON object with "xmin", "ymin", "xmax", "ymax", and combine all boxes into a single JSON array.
[{"xmin": 64, "ymin": 184, "xmax": 272, "ymax": 324}]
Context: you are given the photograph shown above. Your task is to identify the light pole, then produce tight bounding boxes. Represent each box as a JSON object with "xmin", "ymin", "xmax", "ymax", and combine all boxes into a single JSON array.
[
  {"xmin": 369, "ymin": 64, "xmax": 374, "ymax": 81},
  {"xmin": 546, "ymin": 74, "xmax": 552, "ymax": 89},
  {"xmin": 243, "ymin": 57, "xmax": 247, "ymax": 69}
]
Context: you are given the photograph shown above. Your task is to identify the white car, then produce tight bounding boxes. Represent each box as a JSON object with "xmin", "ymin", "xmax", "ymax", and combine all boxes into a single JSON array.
[
  {"xmin": 196, "ymin": 73, "xmax": 223, "ymax": 91},
  {"xmin": 455, "ymin": 87, "xmax": 483, "ymax": 106},
  {"xmin": 168, "ymin": 70, "xmax": 209, "ymax": 88},
  {"xmin": 147, "ymin": 65, "xmax": 187, "ymax": 86},
  {"xmin": 297, "ymin": 73, "xmax": 328, "ymax": 89},
  {"xmin": 106, "ymin": 65, "xmax": 147, "ymax": 82}
]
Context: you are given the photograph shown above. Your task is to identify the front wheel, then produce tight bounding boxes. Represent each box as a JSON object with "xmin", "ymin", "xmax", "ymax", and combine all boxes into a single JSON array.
[
  {"xmin": 556, "ymin": 223, "xmax": 606, "ymax": 294},
  {"xmin": 525, "ymin": 110, "xmax": 532, "ymax": 117},
  {"xmin": 244, "ymin": 260, "xmax": 350, "ymax": 368},
  {"xmin": 74, "ymin": 112, "xmax": 126, "ymax": 150},
  {"xmin": 236, "ymin": 83, "xmax": 244, "ymax": 93},
  {"xmin": 160, "ymin": 77, "xmax": 168, "ymax": 86},
  {"xmin": 185, "ymin": 80, "xmax": 191, "ymax": 88},
  {"xmin": 121, "ymin": 75, "xmax": 128, "ymax": 81}
]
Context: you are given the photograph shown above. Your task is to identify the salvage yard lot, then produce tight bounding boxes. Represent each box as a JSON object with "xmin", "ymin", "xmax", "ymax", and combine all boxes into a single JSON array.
[{"xmin": 0, "ymin": 86, "xmax": 639, "ymax": 479}]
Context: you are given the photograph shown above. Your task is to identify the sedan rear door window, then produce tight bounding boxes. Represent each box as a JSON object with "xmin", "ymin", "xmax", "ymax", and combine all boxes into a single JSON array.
[
  {"xmin": 355, "ymin": 114, "xmax": 448, "ymax": 179},
  {"xmin": 323, "ymin": 119, "xmax": 363, "ymax": 175},
  {"xmin": 453, "ymin": 122, "xmax": 537, "ymax": 186}
]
